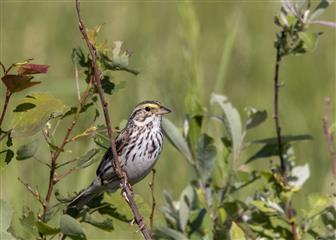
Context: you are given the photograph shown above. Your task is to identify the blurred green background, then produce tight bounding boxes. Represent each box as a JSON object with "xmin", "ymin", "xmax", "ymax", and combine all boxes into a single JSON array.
[{"xmin": 1, "ymin": 1, "xmax": 335, "ymax": 239}]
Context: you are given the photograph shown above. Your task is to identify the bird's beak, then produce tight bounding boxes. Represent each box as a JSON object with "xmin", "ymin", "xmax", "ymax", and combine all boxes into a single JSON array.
[{"xmin": 157, "ymin": 105, "xmax": 171, "ymax": 115}]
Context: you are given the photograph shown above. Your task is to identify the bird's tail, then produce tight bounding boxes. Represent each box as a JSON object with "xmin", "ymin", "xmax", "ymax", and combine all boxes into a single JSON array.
[{"xmin": 68, "ymin": 178, "xmax": 104, "ymax": 210}]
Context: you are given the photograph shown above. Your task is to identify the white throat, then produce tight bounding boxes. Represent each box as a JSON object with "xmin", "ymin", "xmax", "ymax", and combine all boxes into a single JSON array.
[{"xmin": 133, "ymin": 116, "xmax": 161, "ymax": 129}]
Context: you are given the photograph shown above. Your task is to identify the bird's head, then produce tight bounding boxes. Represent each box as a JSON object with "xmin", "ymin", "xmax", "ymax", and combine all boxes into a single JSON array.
[{"xmin": 128, "ymin": 100, "xmax": 171, "ymax": 127}]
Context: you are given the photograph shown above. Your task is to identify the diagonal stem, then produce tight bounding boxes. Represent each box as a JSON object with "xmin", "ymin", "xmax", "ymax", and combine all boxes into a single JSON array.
[
  {"xmin": 0, "ymin": 89, "xmax": 12, "ymax": 128},
  {"xmin": 75, "ymin": 1, "xmax": 152, "ymax": 239}
]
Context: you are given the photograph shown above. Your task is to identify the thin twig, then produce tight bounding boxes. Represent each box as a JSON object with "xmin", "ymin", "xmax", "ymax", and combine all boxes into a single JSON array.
[
  {"xmin": 322, "ymin": 97, "xmax": 336, "ymax": 176},
  {"xmin": 54, "ymin": 167, "xmax": 79, "ymax": 183},
  {"xmin": 273, "ymin": 31, "xmax": 298, "ymax": 240},
  {"xmin": 0, "ymin": 61, "xmax": 5, "ymax": 74},
  {"xmin": 75, "ymin": 1, "xmax": 152, "ymax": 239},
  {"xmin": 149, "ymin": 169, "xmax": 156, "ymax": 231},
  {"xmin": 18, "ymin": 177, "xmax": 47, "ymax": 217},
  {"xmin": 0, "ymin": 90, "xmax": 12, "ymax": 127},
  {"xmin": 43, "ymin": 77, "xmax": 93, "ymax": 218},
  {"xmin": 74, "ymin": 62, "xmax": 81, "ymax": 101},
  {"xmin": 273, "ymin": 31, "xmax": 286, "ymax": 177}
]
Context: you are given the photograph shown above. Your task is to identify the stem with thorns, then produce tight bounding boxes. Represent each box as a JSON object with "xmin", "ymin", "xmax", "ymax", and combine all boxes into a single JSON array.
[
  {"xmin": 273, "ymin": 31, "xmax": 298, "ymax": 240},
  {"xmin": 149, "ymin": 169, "xmax": 156, "ymax": 231},
  {"xmin": 18, "ymin": 177, "xmax": 47, "ymax": 219},
  {"xmin": 273, "ymin": 31, "xmax": 286, "ymax": 177},
  {"xmin": 322, "ymin": 97, "xmax": 336, "ymax": 176},
  {"xmin": 75, "ymin": 1, "xmax": 152, "ymax": 239}
]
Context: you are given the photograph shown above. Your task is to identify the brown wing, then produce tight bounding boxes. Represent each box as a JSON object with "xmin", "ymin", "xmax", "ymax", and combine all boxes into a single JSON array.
[{"xmin": 95, "ymin": 128, "xmax": 130, "ymax": 178}]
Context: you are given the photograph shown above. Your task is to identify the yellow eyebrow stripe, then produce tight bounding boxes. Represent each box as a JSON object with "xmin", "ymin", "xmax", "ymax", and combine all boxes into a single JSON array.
[{"xmin": 143, "ymin": 103, "xmax": 159, "ymax": 108}]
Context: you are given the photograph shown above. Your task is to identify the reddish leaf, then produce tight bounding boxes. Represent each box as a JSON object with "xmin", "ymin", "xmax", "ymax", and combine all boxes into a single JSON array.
[
  {"xmin": 18, "ymin": 63, "xmax": 49, "ymax": 75},
  {"xmin": 1, "ymin": 74, "xmax": 41, "ymax": 93}
]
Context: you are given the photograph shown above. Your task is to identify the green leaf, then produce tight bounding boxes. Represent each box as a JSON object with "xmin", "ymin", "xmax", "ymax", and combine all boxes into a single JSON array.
[
  {"xmin": 77, "ymin": 148, "xmax": 100, "ymax": 168},
  {"xmin": 155, "ymin": 226, "xmax": 188, "ymax": 240},
  {"xmin": 35, "ymin": 221, "xmax": 60, "ymax": 235},
  {"xmin": 162, "ymin": 118, "xmax": 193, "ymax": 164},
  {"xmin": 1, "ymin": 75, "xmax": 41, "ymax": 93},
  {"xmin": 60, "ymin": 215, "xmax": 86, "ymax": 240},
  {"xmin": 251, "ymin": 200, "xmax": 277, "ymax": 214},
  {"xmin": 307, "ymin": 193, "xmax": 332, "ymax": 218},
  {"xmin": 16, "ymin": 139, "xmax": 38, "ymax": 160},
  {"xmin": 83, "ymin": 215, "xmax": 114, "ymax": 232},
  {"xmin": 13, "ymin": 103, "xmax": 36, "ymax": 112},
  {"xmin": 61, "ymin": 102, "xmax": 94, "ymax": 119},
  {"xmin": 252, "ymin": 134, "xmax": 312, "ymax": 144},
  {"xmin": 186, "ymin": 115, "xmax": 203, "ymax": 156},
  {"xmin": 7, "ymin": 209, "xmax": 39, "ymax": 240},
  {"xmin": 12, "ymin": 93, "xmax": 68, "ymax": 137},
  {"xmin": 0, "ymin": 149, "xmax": 14, "ymax": 167},
  {"xmin": 0, "ymin": 200, "xmax": 14, "ymax": 239},
  {"xmin": 309, "ymin": 0, "xmax": 334, "ymax": 21},
  {"xmin": 299, "ymin": 31, "xmax": 320, "ymax": 52},
  {"xmin": 246, "ymin": 144, "xmax": 281, "ymax": 164},
  {"xmin": 210, "ymin": 93, "xmax": 243, "ymax": 161},
  {"xmin": 196, "ymin": 134, "xmax": 217, "ymax": 173},
  {"xmin": 189, "ymin": 208, "xmax": 206, "ymax": 233},
  {"xmin": 245, "ymin": 107, "xmax": 267, "ymax": 129},
  {"xmin": 229, "ymin": 222, "xmax": 246, "ymax": 240},
  {"xmin": 179, "ymin": 185, "xmax": 195, "ymax": 231}
]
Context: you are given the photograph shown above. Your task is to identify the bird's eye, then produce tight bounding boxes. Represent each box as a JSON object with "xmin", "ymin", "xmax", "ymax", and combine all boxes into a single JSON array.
[{"xmin": 145, "ymin": 106, "xmax": 151, "ymax": 112}]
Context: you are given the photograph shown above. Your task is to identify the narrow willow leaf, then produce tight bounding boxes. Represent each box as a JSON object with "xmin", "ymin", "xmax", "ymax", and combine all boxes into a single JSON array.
[
  {"xmin": 77, "ymin": 148, "xmax": 100, "ymax": 168},
  {"xmin": 309, "ymin": 0, "xmax": 334, "ymax": 21},
  {"xmin": 252, "ymin": 134, "xmax": 312, "ymax": 144},
  {"xmin": 60, "ymin": 215, "xmax": 86, "ymax": 240},
  {"xmin": 162, "ymin": 118, "xmax": 193, "ymax": 164},
  {"xmin": 179, "ymin": 185, "xmax": 195, "ymax": 231},
  {"xmin": 210, "ymin": 93, "xmax": 243, "ymax": 161},
  {"xmin": 35, "ymin": 221, "xmax": 60, "ymax": 235},
  {"xmin": 12, "ymin": 93, "xmax": 68, "ymax": 137},
  {"xmin": 246, "ymin": 144, "xmax": 281, "ymax": 164},
  {"xmin": 83, "ymin": 215, "xmax": 114, "ymax": 232},
  {"xmin": 16, "ymin": 139, "xmax": 38, "ymax": 160},
  {"xmin": 155, "ymin": 226, "xmax": 188, "ymax": 240},
  {"xmin": 196, "ymin": 134, "xmax": 217, "ymax": 173}
]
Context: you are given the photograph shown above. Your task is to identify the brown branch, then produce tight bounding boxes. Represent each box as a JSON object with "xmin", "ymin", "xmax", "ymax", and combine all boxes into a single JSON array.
[
  {"xmin": 0, "ymin": 61, "xmax": 5, "ymax": 74},
  {"xmin": 0, "ymin": 90, "xmax": 12, "ymax": 127},
  {"xmin": 75, "ymin": 1, "xmax": 152, "ymax": 239},
  {"xmin": 43, "ymin": 77, "xmax": 93, "ymax": 218},
  {"xmin": 322, "ymin": 97, "xmax": 336, "ymax": 176},
  {"xmin": 18, "ymin": 177, "xmax": 47, "ymax": 219},
  {"xmin": 273, "ymin": 31, "xmax": 298, "ymax": 240},
  {"xmin": 149, "ymin": 169, "xmax": 156, "ymax": 231},
  {"xmin": 273, "ymin": 31, "xmax": 286, "ymax": 177},
  {"xmin": 54, "ymin": 167, "xmax": 79, "ymax": 184}
]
